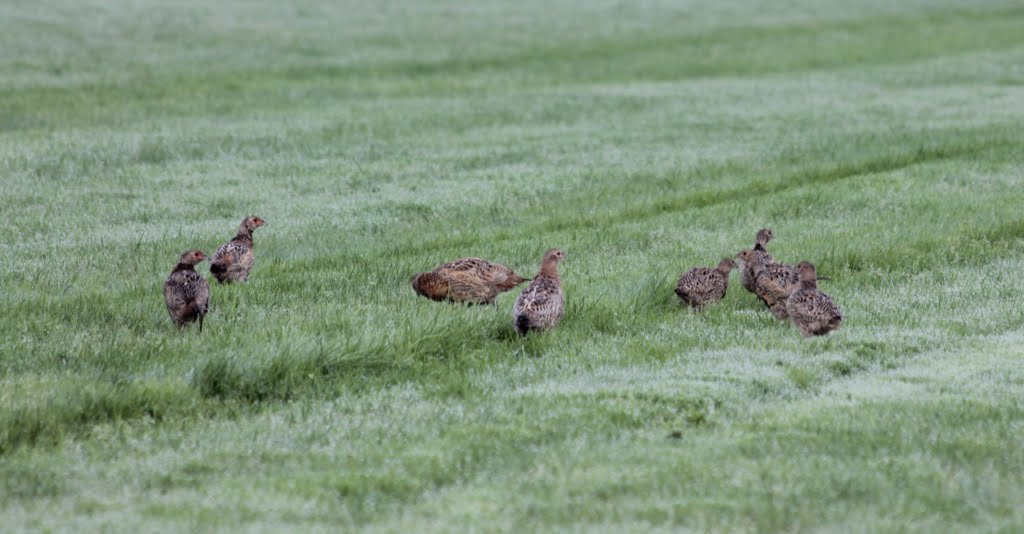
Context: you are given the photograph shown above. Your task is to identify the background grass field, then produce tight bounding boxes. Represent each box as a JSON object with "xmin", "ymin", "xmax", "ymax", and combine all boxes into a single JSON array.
[{"xmin": 3, "ymin": 0, "xmax": 1024, "ymax": 531}]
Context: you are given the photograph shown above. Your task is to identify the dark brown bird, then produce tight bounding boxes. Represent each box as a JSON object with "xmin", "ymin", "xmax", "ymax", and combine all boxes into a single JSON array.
[
  {"xmin": 737, "ymin": 249, "xmax": 800, "ymax": 320},
  {"xmin": 164, "ymin": 249, "xmax": 211, "ymax": 331},
  {"xmin": 786, "ymin": 261, "xmax": 843, "ymax": 337},
  {"xmin": 741, "ymin": 228, "xmax": 775, "ymax": 294},
  {"xmin": 675, "ymin": 258, "xmax": 736, "ymax": 310},
  {"xmin": 411, "ymin": 257, "xmax": 529, "ymax": 305},
  {"xmin": 513, "ymin": 248, "xmax": 566, "ymax": 336},
  {"xmin": 210, "ymin": 216, "xmax": 266, "ymax": 283}
]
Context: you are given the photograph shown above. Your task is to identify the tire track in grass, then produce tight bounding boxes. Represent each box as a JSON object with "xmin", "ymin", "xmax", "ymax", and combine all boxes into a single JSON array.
[{"xmin": 376, "ymin": 125, "xmax": 1020, "ymax": 260}]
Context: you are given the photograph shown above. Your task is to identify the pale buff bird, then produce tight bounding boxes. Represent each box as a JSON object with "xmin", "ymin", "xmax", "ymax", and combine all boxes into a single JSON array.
[
  {"xmin": 411, "ymin": 257, "xmax": 529, "ymax": 305},
  {"xmin": 164, "ymin": 249, "xmax": 211, "ymax": 331},
  {"xmin": 513, "ymin": 249, "xmax": 565, "ymax": 336},
  {"xmin": 210, "ymin": 215, "xmax": 266, "ymax": 283},
  {"xmin": 786, "ymin": 261, "xmax": 843, "ymax": 337},
  {"xmin": 675, "ymin": 258, "xmax": 736, "ymax": 310},
  {"xmin": 740, "ymin": 228, "xmax": 775, "ymax": 294},
  {"xmin": 737, "ymin": 249, "xmax": 800, "ymax": 320}
]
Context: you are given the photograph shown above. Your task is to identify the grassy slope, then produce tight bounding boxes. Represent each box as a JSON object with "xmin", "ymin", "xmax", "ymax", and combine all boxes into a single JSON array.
[{"xmin": 2, "ymin": 0, "xmax": 1024, "ymax": 530}]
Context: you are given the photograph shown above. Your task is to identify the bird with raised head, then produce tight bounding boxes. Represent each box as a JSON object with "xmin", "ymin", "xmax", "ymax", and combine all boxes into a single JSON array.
[
  {"xmin": 210, "ymin": 215, "xmax": 266, "ymax": 283},
  {"xmin": 737, "ymin": 249, "xmax": 800, "ymax": 320},
  {"xmin": 675, "ymin": 258, "xmax": 736, "ymax": 310},
  {"xmin": 411, "ymin": 257, "xmax": 529, "ymax": 305},
  {"xmin": 513, "ymin": 248, "xmax": 565, "ymax": 336},
  {"xmin": 740, "ymin": 228, "xmax": 775, "ymax": 294},
  {"xmin": 785, "ymin": 261, "xmax": 843, "ymax": 337},
  {"xmin": 164, "ymin": 249, "xmax": 211, "ymax": 331}
]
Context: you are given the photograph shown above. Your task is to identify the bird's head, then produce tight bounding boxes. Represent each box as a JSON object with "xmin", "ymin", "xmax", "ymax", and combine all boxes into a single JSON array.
[
  {"xmin": 243, "ymin": 216, "xmax": 267, "ymax": 232},
  {"xmin": 179, "ymin": 249, "xmax": 207, "ymax": 265},
  {"xmin": 796, "ymin": 261, "xmax": 817, "ymax": 283},
  {"xmin": 543, "ymin": 248, "xmax": 566, "ymax": 264}
]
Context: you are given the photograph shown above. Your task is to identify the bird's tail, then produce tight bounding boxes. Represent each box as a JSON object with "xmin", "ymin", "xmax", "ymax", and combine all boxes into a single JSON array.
[
  {"xmin": 209, "ymin": 263, "xmax": 226, "ymax": 282},
  {"xmin": 515, "ymin": 314, "xmax": 531, "ymax": 336}
]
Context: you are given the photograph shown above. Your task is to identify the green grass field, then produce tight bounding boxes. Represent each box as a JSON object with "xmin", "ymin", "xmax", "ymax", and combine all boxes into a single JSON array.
[{"xmin": 3, "ymin": 0, "xmax": 1024, "ymax": 530}]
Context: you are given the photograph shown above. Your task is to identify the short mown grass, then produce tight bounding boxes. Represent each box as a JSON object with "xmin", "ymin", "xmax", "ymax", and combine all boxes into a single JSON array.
[{"xmin": 2, "ymin": 0, "xmax": 1024, "ymax": 530}]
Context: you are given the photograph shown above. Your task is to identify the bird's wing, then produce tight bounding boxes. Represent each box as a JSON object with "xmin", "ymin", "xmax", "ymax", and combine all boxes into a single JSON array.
[
  {"xmin": 514, "ymin": 277, "xmax": 563, "ymax": 318},
  {"xmin": 212, "ymin": 240, "xmax": 249, "ymax": 265}
]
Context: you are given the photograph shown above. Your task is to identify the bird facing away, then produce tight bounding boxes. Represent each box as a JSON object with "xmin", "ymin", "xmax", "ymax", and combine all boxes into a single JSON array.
[
  {"xmin": 164, "ymin": 249, "xmax": 211, "ymax": 331},
  {"xmin": 786, "ymin": 261, "xmax": 843, "ymax": 337},
  {"xmin": 737, "ymin": 249, "xmax": 800, "ymax": 320},
  {"xmin": 410, "ymin": 257, "xmax": 530, "ymax": 305},
  {"xmin": 210, "ymin": 215, "xmax": 266, "ymax": 283},
  {"xmin": 675, "ymin": 258, "xmax": 736, "ymax": 310},
  {"xmin": 741, "ymin": 228, "xmax": 775, "ymax": 294},
  {"xmin": 513, "ymin": 248, "xmax": 566, "ymax": 336}
]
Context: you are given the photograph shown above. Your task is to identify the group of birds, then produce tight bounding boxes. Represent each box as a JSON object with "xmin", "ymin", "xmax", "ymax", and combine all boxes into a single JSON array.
[
  {"xmin": 165, "ymin": 221, "xmax": 839, "ymax": 338},
  {"xmin": 163, "ymin": 216, "xmax": 266, "ymax": 331},
  {"xmin": 675, "ymin": 228, "xmax": 843, "ymax": 336},
  {"xmin": 411, "ymin": 248, "xmax": 566, "ymax": 336}
]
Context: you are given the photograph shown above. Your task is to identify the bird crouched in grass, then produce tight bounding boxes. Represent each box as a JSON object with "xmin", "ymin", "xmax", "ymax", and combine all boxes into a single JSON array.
[
  {"xmin": 210, "ymin": 215, "xmax": 266, "ymax": 283},
  {"xmin": 513, "ymin": 248, "xmax": 565, "ymax": 336},
  {"xmin": 164, "ymin": 249, "xmax": 211, "ymax": 331},
  {"xmin": 737, "ymin": 249, "xmax": 799, "ymax": 320},
  {"xmin": 786, "ymin": 261, "xmax": 842, "ymax": 337},
  {"xmin": 675, "ymin": 258, "xmax": 736, "ymax": 310},
  {"xmin": 740, "ymin": 228, "xmax": 775, "ymax": 295},
  {"xmin": 411, "ymin": 257, "xmax": 529, "ymax": 305}
]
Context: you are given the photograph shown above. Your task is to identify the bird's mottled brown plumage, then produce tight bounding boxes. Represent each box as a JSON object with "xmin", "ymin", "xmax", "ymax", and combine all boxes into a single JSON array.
[
  {"xmin": 741, "ymin": 228, "xmax": 775, "ymax": 294},
  {"xmin": 786, "ymin": 261, "xmax": 842, "ymax": 337},
  {"xmin": 210, "ymin": 216, "xmax": 266, "ymax": 283},
  {"xmin": 164, "ymin": 249, "xmax": 211, "ymax": 331},
  {"xmin": 737, "ymin": 249, "xmax": 800, "ymax": 320},
  {"xmin": 513, "ymin": 249, "xmax": 565, "ymax": 336},
  {"xmin": 410, "ymin": 257, "xmax": 529, "ymax": 305},
  {"xmin": 675, "ymin": 258, "xmax": 736, "ymax": 310}
]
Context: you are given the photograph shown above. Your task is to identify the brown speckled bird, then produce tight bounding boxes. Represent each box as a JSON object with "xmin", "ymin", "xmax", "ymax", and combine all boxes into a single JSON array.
[
  {"xmin": 513, "ymin": 248, "xmax": 565, "ymax": 336},
  {"xmin": 741, "ymin": 228, "xmax": 775, "ymax": 294},
  {"xmin": 210, "ymin": 216, "xmax": 266, "ymax": 283},
  {"xmin": 737, "ymin": 249, "xmax": 800, "ymax": 320},
  {"xmin": 164, "ymin": 249, "xmax": 211, "ymax": 331},
  {"xmin": 411, "ymin": 257, "xmax": 529, "ymax": 305},
  {"xmin": 786, "ymin": 261, "xmax": 842, "ymax": 337},
  {"xmin": 675, "ymin": 258, "xmax": 736, "ymax": 310}
]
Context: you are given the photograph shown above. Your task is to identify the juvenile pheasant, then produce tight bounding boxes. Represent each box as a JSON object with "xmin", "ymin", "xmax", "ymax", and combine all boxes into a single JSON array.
[
  {"xmin": 737, "ymin": 249, "xmax": 799, "ymax": 320},
  {"xmin": 164, "ymin": 249, "xmax": 211, "ymax": 331},
  {"xmin": 675, "ymin": 258, "xmax": 736, "ymax": 310},
  {"xmin": 411, "ymin": 257, "xmax": 529, "ymax": 305},
  {"xmin": 513, "ymin": 248, "xmax": 565, "ymax": 336},
  {"xmin": 741, "ymin": 228, "xmax": 775, "ymax": 294},
  {"xmin": 210, "ymin": 215, "xmax": 266, "ymax": 283},
  {"xmin": 786, "ymin": 261, "xmax": 843, "ymax": 337}
]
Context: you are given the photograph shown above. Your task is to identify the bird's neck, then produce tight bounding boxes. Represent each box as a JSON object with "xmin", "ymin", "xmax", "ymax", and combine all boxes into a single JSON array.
[
  {"xmin": 234, "ymin": 226, "xmax": 254, "ymax": 245},
  {"xmin": 801, "ymin": 279, "xmax": 817, "ymax": 290},
  {"xmin": 172, "ymin": 263, "xmax": 197, "ymax": 274},
  {"xmin": 539, "ymin": 261, "xmax": 560, "ymax": 279}
]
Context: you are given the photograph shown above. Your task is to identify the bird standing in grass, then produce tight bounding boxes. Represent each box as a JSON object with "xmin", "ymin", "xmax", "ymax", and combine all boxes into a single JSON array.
[
  {"xmin": 675, "ymin": 258, "xmax": 736, "ymax": 310},
  {"xmin": 164, "ymin": 249, "xmax": 211, "ymax": 331},
  {"xmin": 786, "ymin": 261, "xmax": 843, "ymax": 337},
  {"xmin": 741, "ymin": 228, "xmax": 775, "ymax": 294},
  {"xmin": 411, "ymin": 257, "xmax": 529, "ymax": 305},
  {"xmin": 210, "ymin": 215, "xmax": 266, "ymax": 283},
  {"xmin": 513, "ymin": 248, "xmax": 565, "ymax": 336},
  {"xmin": 737, "ymin": 249, "xmax": 800, "ymax": 320}
]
